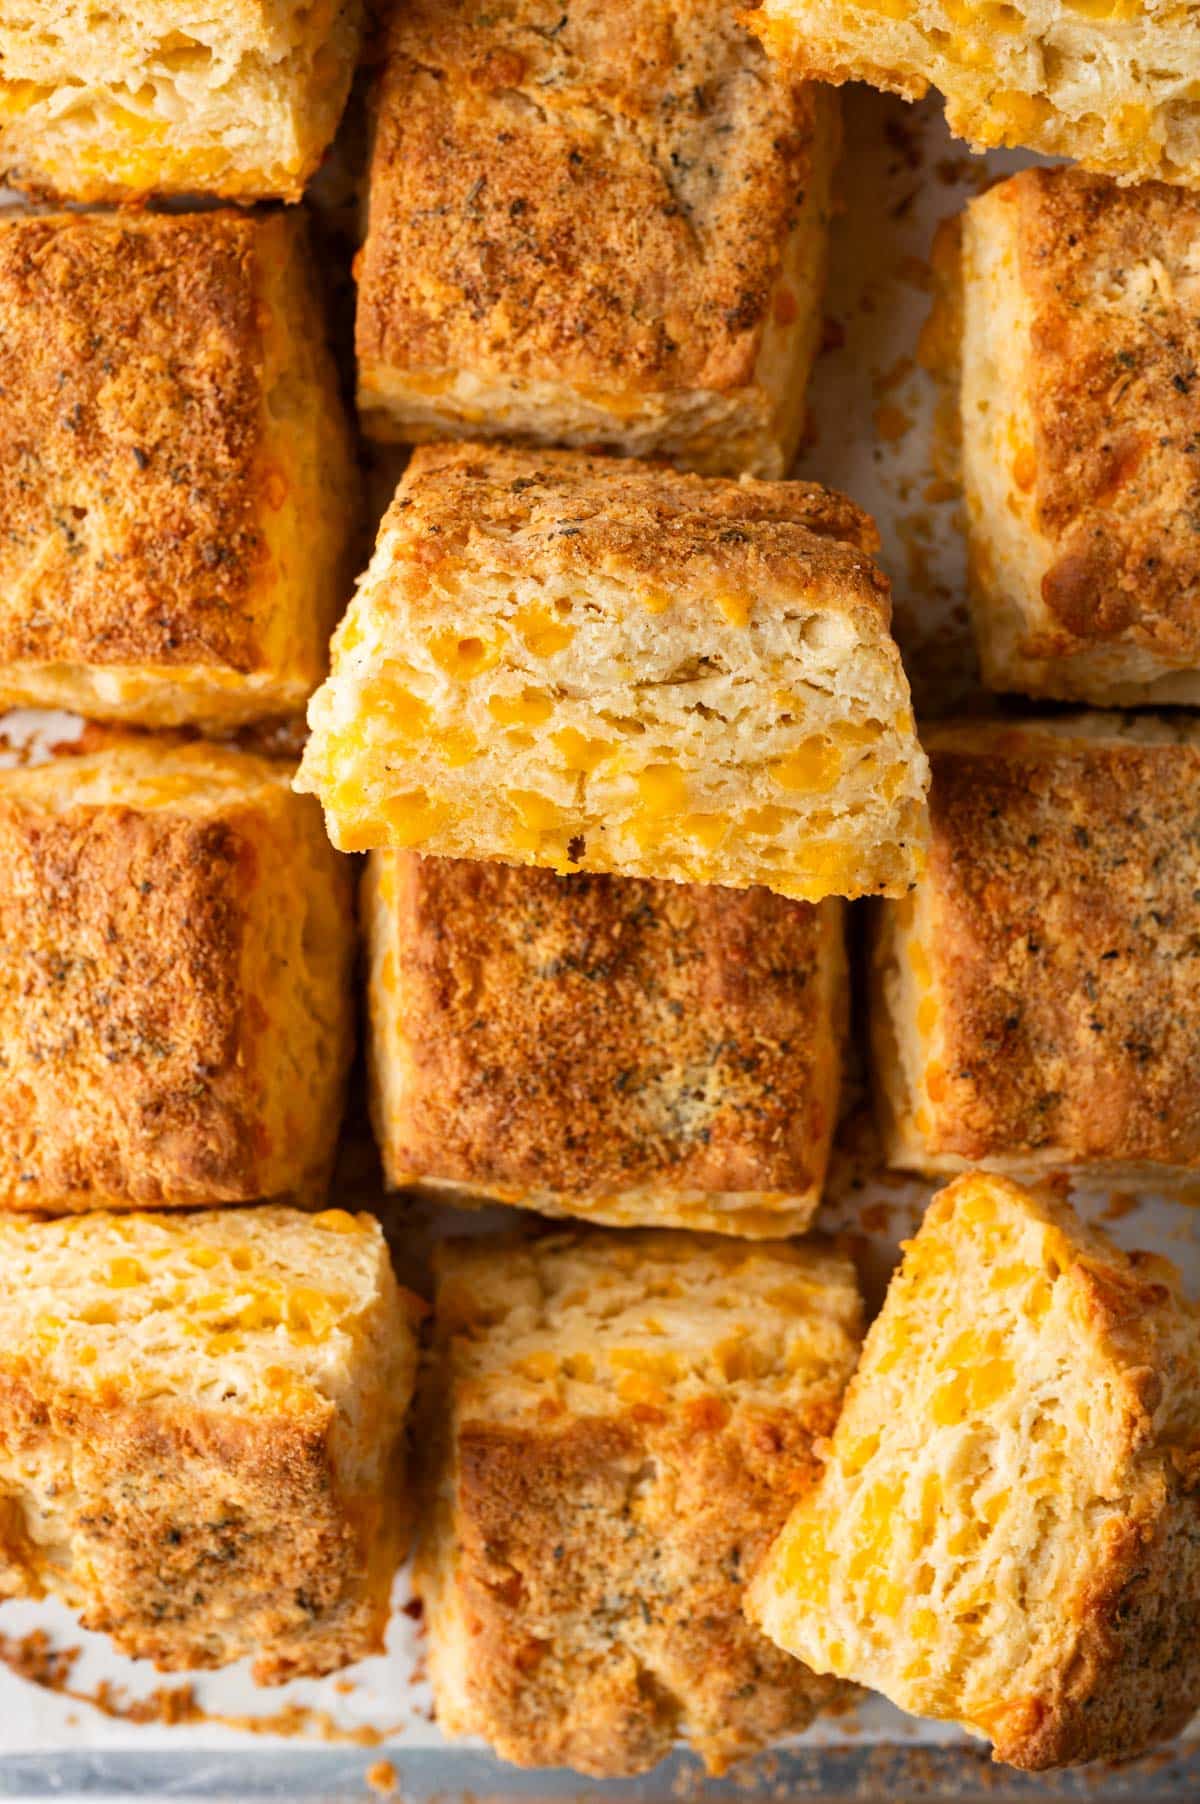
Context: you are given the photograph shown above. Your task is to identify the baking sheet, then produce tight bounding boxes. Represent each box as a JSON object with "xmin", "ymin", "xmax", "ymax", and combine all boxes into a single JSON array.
[{"xmin": 1, "ymin": 82, "xmax": 1198, "ymax": 1802}]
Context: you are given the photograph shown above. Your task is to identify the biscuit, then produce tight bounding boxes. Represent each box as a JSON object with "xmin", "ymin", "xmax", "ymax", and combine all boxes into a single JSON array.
[
  {"xmin": 355, "ymin": 0, "xmax": 838, "ymax": 478},
  {"xmin": 297, "ymin": 444, "xmax": 930, "ymax": 903},
  {"xmin": 871, "ymin": 716, "xmax": 1200, "ymax": 1180},
  {"xmin": 747, "ymin": 1172, "xmax": 1200, "ymax": 1770},
  {"xmin": 746, "ymin": 0, "xmax": 1200, "ymax": 186},
  {"xmin": 0, "ymin": 737, "xmax": 355, "ymax": 1211},
  {"xmin": 962, "ymin": 168, "xmax": 1200, "ymax": 705},
  {"xmin": 364, "ymin": 853, "xmax": 846, "ymax": 1236},
  {"xmin": 415, "ymin": 1228, "xmax": 863, "ymax": 1776},
  {"xmin": 0, "ymin": 1205, "xmax": 419, "ymax": 1681},
  {"xmin": 0, "ymin": 1, "xmax": 362, "ymax": 201},
  {"xmin": 0, "ymin": 210, "xmax": 360, "ymax": 729}
]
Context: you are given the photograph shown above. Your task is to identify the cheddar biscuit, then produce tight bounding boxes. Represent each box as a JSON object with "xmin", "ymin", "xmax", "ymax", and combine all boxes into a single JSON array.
[
  {"xmin": 747, "ymin": 0, "xmax": 1200, "ymax": 186},
  {"xmin": 0, "ymin": 1206, "xmax": 418, "ymax": 1681},
  {"xmin": 871, "ymin": 716, "xmax": 1200, "ymax": 1180},
  {"xmin": 748, "ymin": 1172, "xmax": 1200, "ymax": 1770},
  {"xmin": 355, "ymin": 0, "xmax": 838, "ymax": 478},
  {"xmin": 297, "ymin": 444, "xmax": 929, "ymax": 903},
  {"xmin": 0, "ymin": 738, "xmax": 354, "ymax": 1211},
  {"xmin": 0, "ymin": 210, "xmax": 359, "ymax": 729},
  {"xmin": 963, "ymin": 168, "xmax": 1200, "ymax": 704},
  {"xmin": 0, "ymin": 0, "xmax": 362, "ymax": 202},
  {"xmin": 416, "ymin": 1229, "xmax": 863, "ymax": 1776},
  {"xmin": 364, "ymin": 853, "xmax": 846, "ymax": 1236}
]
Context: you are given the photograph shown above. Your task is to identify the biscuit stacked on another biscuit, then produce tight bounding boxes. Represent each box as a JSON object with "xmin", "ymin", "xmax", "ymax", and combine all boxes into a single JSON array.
[
  {"xmin": 416, "ymin": 1229, "xmax": 864, "ymax": 1776},
  {"xmin": 748, "ymin": 1172, "xmax": 1200, "ymax": 1769},
  {"xmin": 298, "ymin": 443, "xmax": 930, "ymax": 902},
  {"xmin": 0, "ymin": 0, "xmax": 363, "ymax": 201}
]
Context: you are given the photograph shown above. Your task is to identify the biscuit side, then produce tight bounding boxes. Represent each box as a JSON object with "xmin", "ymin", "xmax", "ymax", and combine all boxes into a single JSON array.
[
  {"xmin": 747, "ymin": 1172, "xmax": 1200, "ymax": 1769},
  {"xmin": 747, "ymin": 1, "xmax": 1200, "ymax": 185},
  {"xmin": 0, "ymin": 0, "xmax": 363, "ymax": 201}
]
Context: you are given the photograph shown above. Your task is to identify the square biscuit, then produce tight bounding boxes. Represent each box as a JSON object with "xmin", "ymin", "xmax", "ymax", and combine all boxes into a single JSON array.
[
  {"xmin": 297, "ymin": 443, "xmax": 929, "ymax": 904},
  {"xmin": 748, "ymin": 1172, "xmax": 1200, "ymax": 1770},
  {"xmin": 963, "ymin": 168, "xmax": 1200, "ymax": 705},
  {"xmin": 871, "ymin": 716, "xmax": 1200, "ymax": 1181},
  {"xmin": 0, "ymin": 1, "xmax": 362, "ymax": 202},
  {"xmin": 0, "ymin": 209, "xmax": 360, "ymax": 729},
  {"xmin": 0, "ymin": 737, "xmax": 355, "ymax": 1211},
  {"xmin": 0, "ymin": 1205, "xmax": 420, "ymax": 1681},
  {"xmin": 416, "ymin": 1228, "xmax": 863, "ymax": 1776},
  {"xmin": 355, "ymin": 0, "xmax": 838, "ymax": 478},
  {"xmin": 364, "ymin": 853, "xmax": 846, "ymax": 1236},
  {"xmin": 747, "ymin": 0, "xmax": 1200, "ymax": 186}
]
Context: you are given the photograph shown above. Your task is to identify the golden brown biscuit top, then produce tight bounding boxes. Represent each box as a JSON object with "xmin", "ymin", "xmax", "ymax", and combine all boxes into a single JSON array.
[
  {"xmin": 922, "ymin": 721, "xmax": 1200, "ymax": 1168},
  {"xmin": 0, "ymin": 793, "xmax": 255, "ymax": 1192},
  {"xmin": 1012, "ymin": 168, "xmax": 1200, "ymax": 656},
  {"xmin": 358, "ymin": 0, "xmax": 819, "ymax": 393},
  {"xmin": 384, "ymin": 855, "xmax": 839, "ymax": 1195},
  {"xmin": 384, "ymin": 442, "xmax": 888, "ymax": 618},
  {"xmin": 0, "ymin": 211, "xmax": 274, "ymax": 670}
]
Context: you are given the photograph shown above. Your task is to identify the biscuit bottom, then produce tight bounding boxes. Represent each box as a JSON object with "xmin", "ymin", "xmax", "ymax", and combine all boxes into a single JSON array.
[
  {"xmin": 747, "ymin": 1173, "xmax": 1200, "ymax": 1769},
  {"xmin": 752, "ymin": 0, "xmax": 1200, "ymax": 186}
]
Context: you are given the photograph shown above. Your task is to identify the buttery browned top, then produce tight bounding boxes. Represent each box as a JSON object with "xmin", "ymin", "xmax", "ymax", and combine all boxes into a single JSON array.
[
  {"xmin": 384, "ymin": 854, "xmax": 841, "ymax": 1194},
  {"xmin": 0, "ymin": 211, "xmax": 275, "ymax": 671},
  {"xmin": 357, "ymin": 0, "xmax": 819, "ymax": 393},
  {"xmin": 1012, "ymin": 168, "xmax": 1200, "ymax": 657},
  {"xmin": 387, "ymin": 442, "xmax": 889, "ymax": 617},
  {"xmin": 921, "ymin": 721, "xmax": 1200, "ymax": 1168},
  {"xmin": 0, "ymin": 796, "xmax": 257, "ymax": 1204}
]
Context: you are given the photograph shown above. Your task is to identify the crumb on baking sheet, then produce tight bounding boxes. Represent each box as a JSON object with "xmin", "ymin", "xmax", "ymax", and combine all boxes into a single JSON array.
[{"xmin": 0, "ymin": 1628, "xmax": 399, "ymax": 1745}]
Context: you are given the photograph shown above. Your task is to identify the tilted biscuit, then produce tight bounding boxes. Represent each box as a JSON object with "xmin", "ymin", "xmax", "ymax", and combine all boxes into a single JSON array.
[
  {"xmin": 0, "ymin": 1206, "xmax": 419, "ymax": 1681},
  {"xmin": 416, "ymin": 1228, "xmax": 863, "ymax": 1775},
  {"xmin": 745, "ymin": 0, "xmax": 1200, "ymax": 186},
  {"xmin": 297, "ymin": 443, "xmax": 930, "ymax": 904},
  {"xmin": 871, "ymin": 716, "xmax": 1200, "ymax": 1180},
  {"xmin": 356, "ymin": 0, "xmax": 838, "ymax": 478},
  {"xmin": 748, "ymin": 1172, "xmax": 1200, "ymax": 1770},
  {"xmin": 0, "ymin": 0, "xmax": 362, "ymax": 201},
  {"xmin": 0, "ymin": 210, "xmax": 360, "ymax": 729},
  {"xmin": 963, "ymin": 167, "xmax": 1200, "ymax": 705},
  {"xmin": 364, "ymin": 852, "xmax": 846, "ymax": 1236},
  {"xmin": 0, "ymin": 737, "xmax": 355, "ymax": 1211}
]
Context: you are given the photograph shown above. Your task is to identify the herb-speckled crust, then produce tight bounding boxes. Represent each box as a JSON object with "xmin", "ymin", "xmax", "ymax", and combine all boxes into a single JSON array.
[
  {"xmin": 416, "ymin": 1230, "xmax": 862, "ymax": 1776},
  {"xmin": 0, "ymin": 209, "xmax": 358, "ymax": 722},
  {"xmin": 904, "ymin": 719, "xmax": 1200, "ymax": 1171},
  {"xmin": 0, "ymin": 741, "xmax": 355, "ymax": 1210},
  {"xmin": 0, "ymin": 1375, "xmax": 379, "ymax": 1682},
  {"xmin": 1015, "ymin": 170, "xmax": 1200, "ymax": 660},
  {"xmin": 0, "ymin": 1206, "xmax": 419, "ymax": 1682},
  {"xmin": 370, "ymin": 442, "xmax": 885, "ymax": 617},
  {"xmin": 366, "ymin": 852, "xmax": 845, "ymax": 1206},
  {"xmin": 358, "ymin": 0, "xmax": 823, "ymax": 397}
]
